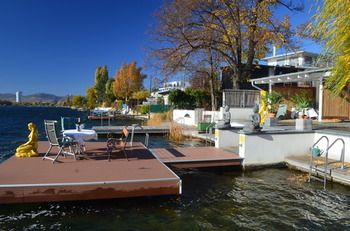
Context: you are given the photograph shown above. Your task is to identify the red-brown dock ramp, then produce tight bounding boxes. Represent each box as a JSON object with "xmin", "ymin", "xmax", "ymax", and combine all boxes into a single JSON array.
[
  {"xmin": 0, "ymin": 142, "xmax": 181, "ymax": 204},
  {"xmin": 151, "ymin": 147, "xmax": 243, "ymax": 169}
]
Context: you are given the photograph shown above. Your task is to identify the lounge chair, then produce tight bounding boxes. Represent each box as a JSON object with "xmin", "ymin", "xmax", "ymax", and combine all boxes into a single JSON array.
[
  {"xmin": 106, "ymin": 126, "xmax": 130, "ymax": 161},
  {"xmin": 42, "ymin": 120, "xmax": 78, "ymax": 163}
]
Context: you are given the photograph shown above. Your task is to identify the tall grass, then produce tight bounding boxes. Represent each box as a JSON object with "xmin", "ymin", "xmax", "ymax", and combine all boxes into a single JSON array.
[
  {"xmin": 146, "ymin": 113, "xmax": 163, "ymax": 126},
  {"xmin": 168, "ymin": 122, "xmax": 184, "ymax": 142},
  {"xmin": 146, "ymin": 110, "xmax": 183, "ymax": 142},
  {"xmin": 146, "ymin": 110, "xmax": 173, "ymax": 126}
]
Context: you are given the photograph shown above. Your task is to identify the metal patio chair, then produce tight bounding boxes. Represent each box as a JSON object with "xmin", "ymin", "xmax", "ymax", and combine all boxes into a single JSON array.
[
  {"xmin": 106, "ymin": 126, "xmax": 130, "ymax": 161},
  {"xmin": 42, "ymin": 120, "xmax": 78, "ymax": 163}
]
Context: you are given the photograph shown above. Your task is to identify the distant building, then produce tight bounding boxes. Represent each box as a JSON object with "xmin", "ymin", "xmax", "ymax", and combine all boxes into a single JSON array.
[
  {"xmin": 157, "ymin": 80, "xmax": 187, "ymax": 94},
  {"xmin": 222, "ymin": 50, "xmax": 320, "ymax": 90},
  {"xmin": 16, "ymin": 91, "xmax": 22, "ymax": 103},
  {"xmin": 221, "ymin": 50, "xmax": 320, "ymax": 108},
  {"xmin": 221, "ymin": 64, "xmax": 305, "ymax": 90},
  {"xmin": 149, "ymin": 80, "xmax": 189, "ymax": 105},
  {"xmin": 261, "ymin": 50, "xmax": 319, "ymax": 68}
]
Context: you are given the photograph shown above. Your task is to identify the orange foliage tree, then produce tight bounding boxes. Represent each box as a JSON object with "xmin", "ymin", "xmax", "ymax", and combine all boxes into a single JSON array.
[{"xmin": 113, "ymin": 62, "xmax": 146, "ymax": 102}]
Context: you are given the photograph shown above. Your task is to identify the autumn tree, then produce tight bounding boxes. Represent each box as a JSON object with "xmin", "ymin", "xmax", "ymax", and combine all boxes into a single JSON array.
[
  {"xmin": 104, "ymin": 78, "xmax": 115, "ymax": 106},
  {"xmin": 86, "ymin": 87, "xmax": 97, "ymax": 109},
  {"xmin": 113, "ymin": 62, "xmax": 146, "ymax": 102},
  {"xmin": 309, "ymin": 0, "xmax": 350, "ymax": 100},
  {"xmin": 72, "ymin": 95, "xmax": 86, "ymax": 108},
  {"xmin": 153, "ymin": 0, "xmax": 301, "ymax": 110},
  {"xmin": 94, "ymin": 65, "xmax": 109, "ymax": 105}
]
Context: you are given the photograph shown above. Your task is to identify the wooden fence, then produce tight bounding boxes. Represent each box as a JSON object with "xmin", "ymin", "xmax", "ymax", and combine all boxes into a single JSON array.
[
  {"xmin": 273, "ymin": 86, "xmax": 316, "ymax": 109},
  {"xmin": 223, "ymin": 90, "xmax": 260, "ymax": 108},
  {"xmin": 322, "ymin": 89, "xmax": 350, "ymax": 120}
]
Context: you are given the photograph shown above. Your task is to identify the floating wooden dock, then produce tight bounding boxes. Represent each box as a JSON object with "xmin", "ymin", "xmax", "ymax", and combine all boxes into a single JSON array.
[
  {"xmin": 92, "ymin": 125, "xmax": 169, "ymax": 135},
  {"xmin": 151, "ymin": 147, "xmax": 242, "ymax": 168},
  {"xmin": 0, "ymin": 142, "xmax": 180, "ymax": 204},
  {"xmin": 0, "ymin": 141, "xmax": 243, "ymax": 204}
]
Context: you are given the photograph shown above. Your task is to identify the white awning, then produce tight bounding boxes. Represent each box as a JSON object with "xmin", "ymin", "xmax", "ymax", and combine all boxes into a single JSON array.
[{"xmin": 250, "ymin": 67, "xmax": 332, "ymax": 84}]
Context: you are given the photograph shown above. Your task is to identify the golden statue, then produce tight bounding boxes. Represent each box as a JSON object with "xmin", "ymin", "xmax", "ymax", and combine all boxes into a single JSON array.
[{"xmin": 15, "ymin": 122, "xmax": 39, "ymax": 157}]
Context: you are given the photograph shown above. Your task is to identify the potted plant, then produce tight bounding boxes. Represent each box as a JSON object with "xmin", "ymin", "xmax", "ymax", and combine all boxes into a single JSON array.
[
  {"xmin": 262, "ymin": 91, "xmax": 283, "ymax": 117},
  {"xmin": 290, "ymin": 92, "xmax": 313, "ymax": 118},
  {"xmin": 290, "ymin": 91, "xmax": 313, "ymax": 130}
]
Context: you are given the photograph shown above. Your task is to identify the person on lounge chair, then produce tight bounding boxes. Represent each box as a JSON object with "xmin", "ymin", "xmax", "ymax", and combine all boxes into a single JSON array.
[{"xmin": 15, "ymin": 122, "xmax": 39, "ymax": 157}]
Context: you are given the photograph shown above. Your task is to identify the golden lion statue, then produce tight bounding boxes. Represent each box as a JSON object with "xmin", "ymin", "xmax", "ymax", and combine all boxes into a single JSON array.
[{"xmin": 15, "ymin": 122, "xmax": 39, "ymax": 157}]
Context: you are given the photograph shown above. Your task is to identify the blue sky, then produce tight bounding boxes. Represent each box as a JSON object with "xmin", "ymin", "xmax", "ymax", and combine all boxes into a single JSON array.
[{"xmin": 0, "ymin": 0, "xmax": 322, "ymax": 96}]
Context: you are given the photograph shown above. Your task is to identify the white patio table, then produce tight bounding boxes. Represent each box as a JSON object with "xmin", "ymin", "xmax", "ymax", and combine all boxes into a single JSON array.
[{"xmin": 63, "ymin": 129, "xmax": 98, "ymax": 155}]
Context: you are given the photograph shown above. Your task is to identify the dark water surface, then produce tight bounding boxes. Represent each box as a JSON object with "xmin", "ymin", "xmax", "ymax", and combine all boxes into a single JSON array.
[{"xmin": 0, "ymin": 106, "xmax": 349, "ymax": 230}]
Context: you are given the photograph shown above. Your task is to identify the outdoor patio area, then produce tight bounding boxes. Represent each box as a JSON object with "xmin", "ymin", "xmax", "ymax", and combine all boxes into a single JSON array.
[{"xmin": 0, "ymin": 140, "xmax": 243, "ymax": 204}]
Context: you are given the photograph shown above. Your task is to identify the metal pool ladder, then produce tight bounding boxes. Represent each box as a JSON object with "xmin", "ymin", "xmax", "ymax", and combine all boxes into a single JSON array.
[
  {"xmin": 205, "ymin": 122, "xmax": 216, "ymax": 146},
  {"xmin": 309, "ymin": 136, "xmax": 346, "ymax": 189}
]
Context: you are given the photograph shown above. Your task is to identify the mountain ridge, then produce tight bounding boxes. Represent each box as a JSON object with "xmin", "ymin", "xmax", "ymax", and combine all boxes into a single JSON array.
[{"xmin": 0, "ymin": 93, "xmax": 65, "ymax": 103}]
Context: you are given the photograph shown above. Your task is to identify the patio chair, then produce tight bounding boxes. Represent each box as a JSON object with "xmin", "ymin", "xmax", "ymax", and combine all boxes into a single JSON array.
[
  {"xmin": 276, "ymin": 104, "xmax": 287, "ymax": 119},
  {"xmin": 42, "ymin": 120, "xmax": 78, "ymax": 163},
  {"xmin": 106, "ymin": 126, "xmax": 130, "ymax": 161}
]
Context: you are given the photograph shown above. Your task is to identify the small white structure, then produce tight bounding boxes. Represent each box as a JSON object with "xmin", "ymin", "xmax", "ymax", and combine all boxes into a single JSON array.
[
  {"xmin": 16, "ymin": 91, "xmax": 22, "ymax": 103},
  {"xmin": 215, "ymin": 128, "xmax": 350, "ymax": 168},
  {"xmin": 173, "ymin": 108, "xmax": 251, "ymax": 127}
]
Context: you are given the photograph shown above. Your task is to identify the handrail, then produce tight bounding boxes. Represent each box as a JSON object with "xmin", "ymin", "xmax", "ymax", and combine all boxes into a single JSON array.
[
  {"xmin": 130, "ymin": 124, "xmax": 150, "ymax": 147},
  {"xmin": 205, "ymin": 122, "xmax": 216, "ymax": 135},
  {"xmin": 326, "ymin": 138, "xmax": 345, "ymax": 170},
  {"xmin": 205, "ymin": 122, "xmax": 216, "ymax": 146},
  {"xmin": 312, "ymin": 135, "xmax": 329, "ymax": 149},
  {"xmin": 309, "ymin": 135, "xmax": 329, "ymax": 189},
  {"xmin": 309, "ymin": 136, "xmax": 347, "ymax": 190}
]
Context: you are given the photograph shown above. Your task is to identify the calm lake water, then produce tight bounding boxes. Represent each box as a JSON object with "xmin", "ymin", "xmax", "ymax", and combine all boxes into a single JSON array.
[{"xmin": 0, "ymin": 106, "xmax": 349, "ymax": 230}]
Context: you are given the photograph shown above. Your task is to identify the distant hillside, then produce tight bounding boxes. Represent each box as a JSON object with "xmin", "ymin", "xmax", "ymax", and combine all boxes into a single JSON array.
[
  {"xmin": 0, "ymin": 93, "xmax": 63, "ymax": 103},
  {"xmin": 24, "ymin": 93, "xmax": 63, "ymax": 103},
  {"xmin": 0, "ymin": 93, "xmax": 15, "ymax": 101}
]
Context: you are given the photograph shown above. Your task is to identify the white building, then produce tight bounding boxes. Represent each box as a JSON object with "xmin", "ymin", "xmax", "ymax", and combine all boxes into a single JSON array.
[
  {"xmin": 261, "ymin": 50, "xmax": 319, "ymax": 68},
  {"xmin": 16, "ymin": 91, "xmax": 22, "ymax": 103},
  {"xmin": 150, "ymin": 80, "xmax": 189, "ymax": 105},
  {"xmin": 157, "ymin": 80, "xmax": 187, "ymax": 94}
]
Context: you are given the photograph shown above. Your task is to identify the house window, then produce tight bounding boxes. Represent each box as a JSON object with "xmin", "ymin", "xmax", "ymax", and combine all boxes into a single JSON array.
[
  {"xmin": 304, "ymin": 56, "xmax": 313, "ymax": 66},
  {"xmin": 290, "ymin": 58, "xmax": 299, "ymax": 66}
]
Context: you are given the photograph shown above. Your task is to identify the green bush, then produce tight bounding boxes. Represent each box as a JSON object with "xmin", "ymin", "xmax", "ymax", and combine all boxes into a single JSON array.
[
  {"xmin": 169, "ymin": 88, "xmax": 211, "ymax": 109},
  {"xmin": 137, "ymin": 105, "xmax": 150, "ymax": 114},
  {"xmin": 262, "ymin": 91, "xmax": 283, "ymax": 113}
]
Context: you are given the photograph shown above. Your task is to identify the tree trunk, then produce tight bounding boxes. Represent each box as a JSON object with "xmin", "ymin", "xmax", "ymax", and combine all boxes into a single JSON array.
[{"xmin": 209, "ymin": 74, "xmax": 216, "ymax": 111}]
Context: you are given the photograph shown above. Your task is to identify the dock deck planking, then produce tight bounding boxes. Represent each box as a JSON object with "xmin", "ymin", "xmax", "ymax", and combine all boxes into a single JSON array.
[
  {"xmin": 150, "ymin": 147, "xmax": 243, "ymax": 168},
  {"xmin": 0, "ymin": 142, "xmax": 180, "ymax": 204},
  {"xmin": 0, "ymin": 141, "xmax": 244, "ymax": 204}
]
